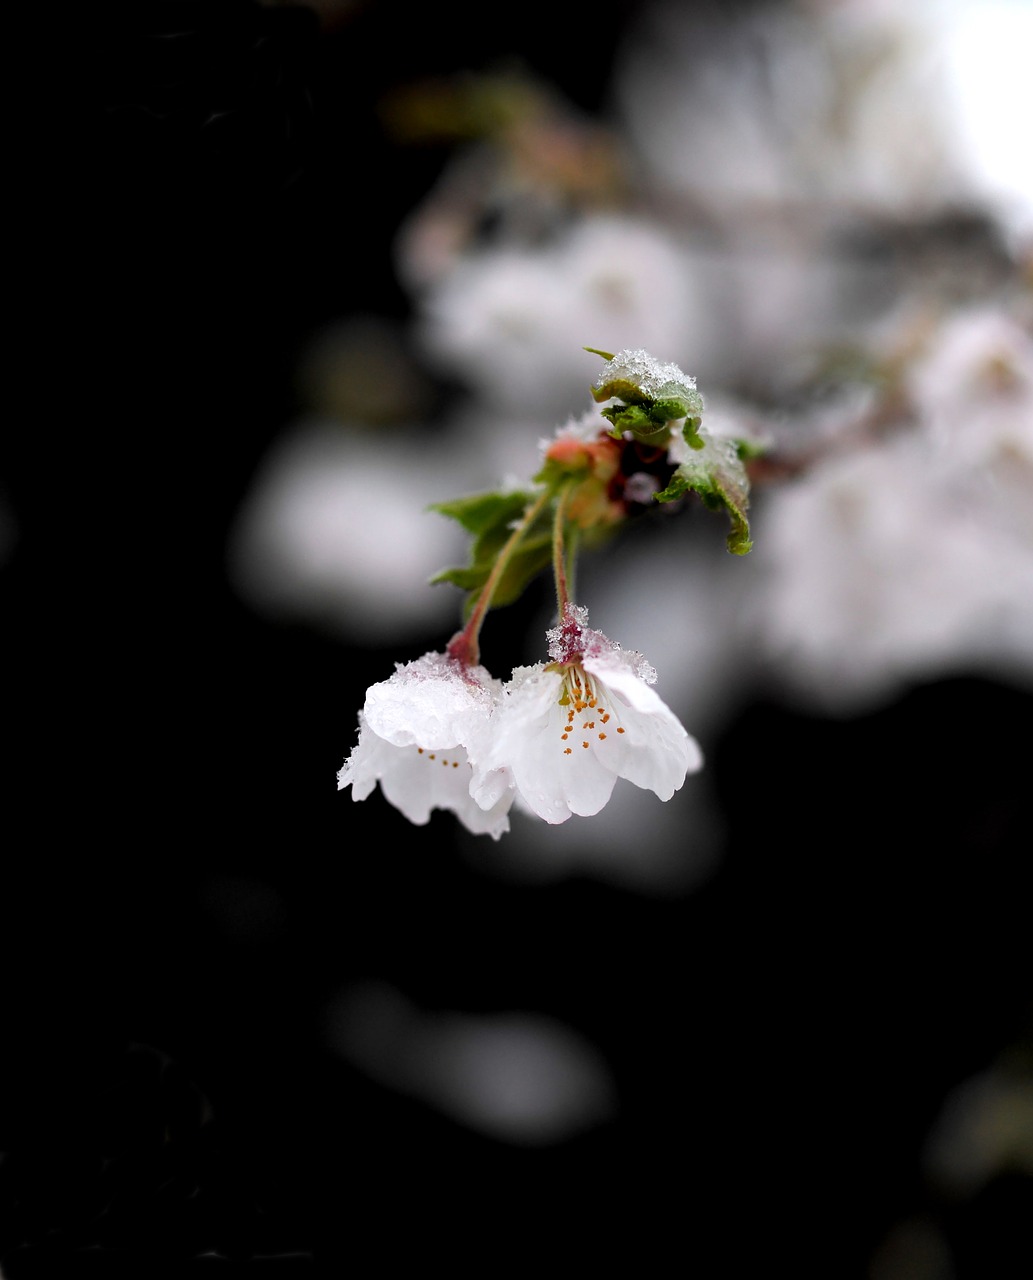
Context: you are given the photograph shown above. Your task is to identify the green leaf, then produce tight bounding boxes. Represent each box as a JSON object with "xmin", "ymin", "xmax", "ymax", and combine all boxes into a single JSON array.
[
  {"xmin": 654, "ymin": 430, "xmax": 753, "ymax": 555},
  {"xmin": 681, "ymin": 415, "xmax": 704, "ymax": 450},
  {"xmin": 599, "ymin": 402, "xmax": 657, "ymax": 436},
  {"xmin": 592, "ymin": 378, "xmax": 652, "ymax": 408},
  {"xmin": 429, "ymin": 487, "xmax": 554, "ymax": 618},
  {"xmin": 430, "ymin": 488, "xmax": 536, "ymax": 536},
  {"xmin": 590, "ymin": 349, "xmax": 705, "ymax": 445},
  {"xmin": 652, "ymin": 397, "xmax": 700, "ymax": 423}
]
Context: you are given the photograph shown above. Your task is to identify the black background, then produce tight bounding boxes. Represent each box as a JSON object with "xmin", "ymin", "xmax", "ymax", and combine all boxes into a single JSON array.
[{"xmin": 4, "ymin": 2, "xmax": 1031, "ymax": 1274}]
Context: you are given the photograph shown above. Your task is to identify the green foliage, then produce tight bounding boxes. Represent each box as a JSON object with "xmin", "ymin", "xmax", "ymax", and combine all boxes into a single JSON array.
[
  {"xmin": 430, "ymin": 488, "xmax": 554, "ymax": 617},
  {"xmin": 655, "ymin": 426, "xmax": 753, "ymax": 555},
  {"xmin": 431, "ymin": 350, "xmax": 756, "ymax": 639},
  {"xmin": 599, "ymin": 401, "xmax": 673, "ymax": 444},
  {"xmin": 591, "ymin": 352, "xmax": 705, "ymax": 446},
  {"xmin": 594, "ymin": 380, "xmax": 652, "ymax": 409},
  {"xmin": 681, "ymin": 415, "xmax": 704, "ymax": 450}
]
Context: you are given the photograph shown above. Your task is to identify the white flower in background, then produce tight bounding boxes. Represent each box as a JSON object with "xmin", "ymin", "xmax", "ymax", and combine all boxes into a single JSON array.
[
  {"xmin": 905, "ymin": 305, "xmax": 1033, "ymax": 485},
  {"xmin": 561, "ymin": 216, "xmax": 703, "ymax": 368},
  {"xmin": 339, "ymin": 652, "xmax": 514, "ymax": 840},
  {"xmin": 414, "ymin": 214, "xmax": 703, "ymax": 416},
  {"xmin": 604, "ymin": 0, "xmax": 1033, "ymax": 390},
  {"xmin": 613, "ymin": 0, "xmax": 975, "ymax": 218},
  {"xmin": 225, "ymin": 422, "xmax": 468, "ymax": 645},
  {"xmin": 326, "ymin": 981, "xmax": 617, "ymax": 1146},
  {"xmin": 478, "ymin": 603, "xmax": 702, "ymax": 823},
  {"xmin": 748, "ymin": 345, "xmax": 1033, "ymax": 712}
]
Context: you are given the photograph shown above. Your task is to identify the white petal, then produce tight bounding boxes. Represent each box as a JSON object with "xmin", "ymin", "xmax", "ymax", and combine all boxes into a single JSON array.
[
  {"xmin": 339, "ymin": 713, "xmax": 512, "ymax": 840},
  {"xmin": 363, "ymin": 651, "xmax": 498, "ymax": 752},
  {"xmin": 489, "ymin": 668, "xmax": 584, "ymax": 823},
  {"xmin": 584, "ymin": 655, "xmax": 703, "ymax": 799},
  {"xmin": 492, "ymin": 661, "xmax": 694, "ymax": 822}
]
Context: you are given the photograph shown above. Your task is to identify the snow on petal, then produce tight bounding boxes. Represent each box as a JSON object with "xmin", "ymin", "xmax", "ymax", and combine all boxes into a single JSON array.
[
  {"xmin": 363, "ymin": 650, "xmax": 497, "ymax": 753},
  {"xmin": 338, "ymin": 652, "xmax": 514, "ymax": 840}
]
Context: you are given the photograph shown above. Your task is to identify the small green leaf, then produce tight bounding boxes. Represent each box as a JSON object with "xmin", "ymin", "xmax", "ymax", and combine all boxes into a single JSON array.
[
  {"xmin": 652, "ymin": 397, "xmax": 698, "ymax": 423},
  {"xmin": 735, "ymin": 436, "xmax": 769, "ymax": 461},
  {"xmin": 430, "ymin": 488, "xmax": 535, "ymax": 536},
  {"xmin": 592, "ymin": 378, "xmax": 652, "ymax": 407},
  {"xmin": 430, "ymin": 487, "xmax": 554, "ymax": 618},
  {"xmin": 654, "ymin": 430, "xmax": 753, "ymax": 555},
  {"xmin": 599, "ymin": 402, "xmax": 657, "ymax": 436},
  {"xmin": 681, "ymin": 416, "xmax": 704, "ymax": 450},
  {"xmin": 591, "ymin": 350, "xmax": 705, "ymax": 447}
]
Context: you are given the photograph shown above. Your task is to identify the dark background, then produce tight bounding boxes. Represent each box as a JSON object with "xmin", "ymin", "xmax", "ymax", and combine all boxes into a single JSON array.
[{"xmin": 4, "ymin": 2, "xmax": 1031, "ymax": 1274}]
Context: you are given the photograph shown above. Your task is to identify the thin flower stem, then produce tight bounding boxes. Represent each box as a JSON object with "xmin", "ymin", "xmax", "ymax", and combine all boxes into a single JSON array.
[
  {"xmin": 448, "ymin": 487, "xmax": 552, "ymax": 669},
  {"xmin": 552, "ymin": 480, "xmax": 577, "ymax": 617}
]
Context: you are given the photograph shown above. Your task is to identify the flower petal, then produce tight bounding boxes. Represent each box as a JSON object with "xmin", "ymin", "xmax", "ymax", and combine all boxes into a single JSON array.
[
  {"xmin": 363, "ymin": 651, "xmax": 498, "ymax": 752},
  {"xmin": 583, "ymin": 653, "xmax": 703, "ymax": 799},
  {"xmin": 340, "ymin": 714, "xmax": 512, "ymax": 840}
]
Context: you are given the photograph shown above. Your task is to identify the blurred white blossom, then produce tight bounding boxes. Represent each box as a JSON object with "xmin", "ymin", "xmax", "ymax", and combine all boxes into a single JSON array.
[
  {"xmin": 412, "ymin": 215, "xmax": 705, "ymax": 416},
  {"xmin": 905, "ymin": 303, "xmax": 1033, "ymax": 488},
  {"xmin": 612, "ymin": 0, "xmax": 1006, "ymax": 222},
  {"xmin": 226, "ymin": 421, "xmax": 468, "ymax": 644},
  {"xmin": 746, "ymin": 302, "xmax": 1033, "ymax": 711},
  {"xmin": 326, "ymin": 982, "xmax": 617, "ymax": 1146}
]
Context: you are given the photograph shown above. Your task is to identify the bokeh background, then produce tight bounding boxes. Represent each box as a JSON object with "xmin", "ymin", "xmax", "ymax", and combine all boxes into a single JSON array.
[{"xmin": 5, "ymin": 1, "xmax": 1032, "ymax": 1274}]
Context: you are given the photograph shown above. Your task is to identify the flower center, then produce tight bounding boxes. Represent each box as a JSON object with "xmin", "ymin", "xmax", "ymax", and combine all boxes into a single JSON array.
[
  {"xmin": 416, "ymin": 747, "xmax": 464, "ymax": 770},
  {"xmin": 555, "ymin": 662, "xmax": 625, "ymax": 756}
]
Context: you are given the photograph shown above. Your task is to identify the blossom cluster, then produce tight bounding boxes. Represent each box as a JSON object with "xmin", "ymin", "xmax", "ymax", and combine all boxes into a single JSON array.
[
  {"xmin": 338, "ymin": 603, "xmax": 702, "ymax": 839},
  {"xmin": 337, "ymin": 348, "xmax": 747, "ymax": 839},
  {"xmin": 747, "ymin": 300, "xmax": 1033, "ymax": 710}
]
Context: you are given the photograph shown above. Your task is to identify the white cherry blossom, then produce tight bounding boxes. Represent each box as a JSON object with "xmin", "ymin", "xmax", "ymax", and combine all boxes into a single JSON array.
[
  {"xmin": 338, "ymin": 651, "xmax": 514, "ymax": 840},
  {"xmin": 477, "ymin": 604, "xmax": 702, "ymax": 824}
]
